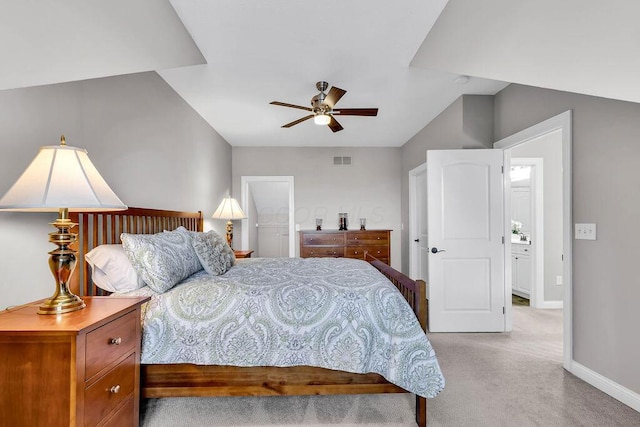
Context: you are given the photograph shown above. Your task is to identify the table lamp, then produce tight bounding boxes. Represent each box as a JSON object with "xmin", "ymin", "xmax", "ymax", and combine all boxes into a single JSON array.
[
  {"xmin": 0, "ymin": 135, "xmax": 127, "ymax": 314},
  {"xmin": 211, "ymin": 195, "xmax": 246, "ymax": 248}
]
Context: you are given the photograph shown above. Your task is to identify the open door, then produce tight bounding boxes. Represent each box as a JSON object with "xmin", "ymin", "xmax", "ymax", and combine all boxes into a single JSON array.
[{"xmin": 427, "ymin": 149, "xmax": 505, "ymax": 332}]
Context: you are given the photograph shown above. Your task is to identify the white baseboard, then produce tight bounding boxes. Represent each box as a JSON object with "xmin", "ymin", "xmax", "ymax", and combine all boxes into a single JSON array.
[
  {"xmin": 570, "ymin": 360, "xmax": 640, "ymax": 412},
  {"xmin": 538, "ymin": 300, "xmax": 563, "ymax": 309}
]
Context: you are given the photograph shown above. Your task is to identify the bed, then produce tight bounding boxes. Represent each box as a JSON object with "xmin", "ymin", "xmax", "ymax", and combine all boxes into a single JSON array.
[{"xmin": 68, "ymin": 207, "xmax": 443, "ymax": 427}]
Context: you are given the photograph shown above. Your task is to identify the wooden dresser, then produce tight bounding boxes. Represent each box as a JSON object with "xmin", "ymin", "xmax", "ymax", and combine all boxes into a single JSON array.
[
  {"xmin": 0, "ymin": 296, "xmax": 149, "ymax": 427},
  {"xmin": 299, "ymin": 229, "xmax": 391, "ymax": 265}
]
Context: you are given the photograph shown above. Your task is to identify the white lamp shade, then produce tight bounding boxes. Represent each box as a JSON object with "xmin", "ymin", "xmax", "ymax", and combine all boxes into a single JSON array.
[
  {"xmin": 0, "ymin": 144, "xmax": 127, "ymax": 212},
  {"xmin": 212, "ymin": 196, "xmax": 246, "ymax": 220}
]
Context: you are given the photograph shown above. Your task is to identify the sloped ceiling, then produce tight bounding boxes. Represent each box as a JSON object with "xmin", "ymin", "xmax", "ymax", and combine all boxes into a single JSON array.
[
  {"xmin": 412, "ymin": 0, "xmax": 640, "ymax": 105},
  {"xmin": 3, "ymin": 1, "xmax": 638, "ymax": 148},
  {"xmin": 159, "ymin": 0, "xmax": 507, "ymax": 147},
  {"xmin": 0, "ymin": 0, "xmax": 204, "ymax": 90}
]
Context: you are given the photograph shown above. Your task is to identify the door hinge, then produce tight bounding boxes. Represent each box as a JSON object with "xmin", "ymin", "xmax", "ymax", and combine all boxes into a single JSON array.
[
  {"xmin": 502, "ymin": 236, "xmax": 505, "ymax": 244},
  {"xmin": 503, "ymin": 306, "xmax": 505, "ymax": 314},
  {"xmin": 501, "ymin": 165, "xmax": 504, "ymax": 174}
]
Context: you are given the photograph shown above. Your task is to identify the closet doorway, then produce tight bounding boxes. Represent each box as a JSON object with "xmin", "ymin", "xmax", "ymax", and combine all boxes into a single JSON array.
[{"xmin": 241, "ymin": 176, "xmax": 295, "ymax": 258}]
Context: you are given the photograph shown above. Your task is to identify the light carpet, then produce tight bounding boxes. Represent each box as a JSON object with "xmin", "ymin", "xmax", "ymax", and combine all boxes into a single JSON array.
[{"xmin": 141, "ymin": 306, "xmax": 640, "ymax": 426}]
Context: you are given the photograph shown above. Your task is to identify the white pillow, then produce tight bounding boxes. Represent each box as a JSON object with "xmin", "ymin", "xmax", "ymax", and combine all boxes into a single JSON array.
[{"xmin": 85, "ymin": 244, "xmax": 145, "ymax": 293}]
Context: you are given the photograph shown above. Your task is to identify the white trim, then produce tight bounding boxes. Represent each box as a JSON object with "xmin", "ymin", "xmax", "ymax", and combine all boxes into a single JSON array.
[
  {"xmin": 538, "ymin": 300, "xmax": 563, "ymax": 309},
  {"xmin": 494, "ymin": 110, "xmax": 572, "ymax": 370},
  {"xmin": 408, "ymin": 163, "xmax": 427, "ymax": 280},
  {"xmin": 571, "ymin": 361, "xmax": 640, "ymax": 413},
  {"xmin": 240, "ymin": 176, "xmax": 295, "ymax": 257}
]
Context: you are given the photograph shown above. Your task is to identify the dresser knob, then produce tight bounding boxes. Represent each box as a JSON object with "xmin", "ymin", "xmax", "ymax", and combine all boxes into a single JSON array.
[
  {"xmin": 110, "ymin": 385, "xmax": 121, "ymax": 394},
  {"xmin": 110, "ymin": 337, "xmax": 122, "ymax": 345},
  {"xmin": 354, "ymin": 251, "xmax": 359, "ymax": 254}
]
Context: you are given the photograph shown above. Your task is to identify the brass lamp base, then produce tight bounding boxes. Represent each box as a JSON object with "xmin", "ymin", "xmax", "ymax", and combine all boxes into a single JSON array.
[
  {"xmin": 38, "ymin": 293, "xmax": 85, "ymax": 315},
  {"xmin": 226, "ymin": 220, "xmax": 234, "ymax": 249},
  {"xmin": 38, "ymin": 208, "xmax": 85, "ymax": 315}
]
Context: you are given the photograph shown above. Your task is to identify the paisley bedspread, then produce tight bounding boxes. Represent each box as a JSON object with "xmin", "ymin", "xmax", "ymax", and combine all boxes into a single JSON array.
[{"xmin": 117, "ymin": 257, "xmax": 445, "ymax": 398}]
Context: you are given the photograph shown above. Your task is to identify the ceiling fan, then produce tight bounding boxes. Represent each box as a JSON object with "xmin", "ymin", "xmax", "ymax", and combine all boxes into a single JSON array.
[{"xmin": 270, "ymin": 81, "xmax": 378, "ymax": 133}]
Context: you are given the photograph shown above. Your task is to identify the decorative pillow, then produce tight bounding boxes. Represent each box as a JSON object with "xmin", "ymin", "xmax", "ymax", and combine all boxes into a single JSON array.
[
  {"xmin": 121, "ymin": 228, "xmax": 202, "ymax": 293},
  {"xmin": 191, "ymin": 230, "xmax": 236, "ymax": 276},
  {"xmin": 85, "ymin": 244, "xmax": 145, "ymax": 293}
]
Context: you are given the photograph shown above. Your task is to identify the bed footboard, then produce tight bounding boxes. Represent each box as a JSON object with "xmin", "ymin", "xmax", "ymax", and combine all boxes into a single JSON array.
[
  {"xmin": 365, "ymin": 252, "xmax": 428, "ymax": 331},
  {"xmin": 365, "ymin": 251, "xmax": 428, "ymax": 427}
]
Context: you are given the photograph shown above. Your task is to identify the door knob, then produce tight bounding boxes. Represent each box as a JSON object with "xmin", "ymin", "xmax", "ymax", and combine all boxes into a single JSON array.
[
  {"xmin": 414, "ymin": 239, "xmax": 420, "ymax": 242},
  {"xmin": 431, "ymin": 247, "xmax": 446, "ymax": 254}
]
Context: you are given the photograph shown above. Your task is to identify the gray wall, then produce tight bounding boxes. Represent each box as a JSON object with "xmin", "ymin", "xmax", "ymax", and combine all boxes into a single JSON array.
[
  {"xmin": 232, "ymin": 147, "xmax": 402, "ymax": 270},
  {"xmin": 0, "ymin": 72, "xmax": 232, "ymax": 309},
  {"xmin": 510, "ymin": 132, "xmax": 563, "ymax": 302},
  {"xmin": 400, "ymin": 95, "xmax": 495, "ymax": 273},
  {"xmin": 495, "ymin": 84, "xmax": 640, "ymax": 395}
]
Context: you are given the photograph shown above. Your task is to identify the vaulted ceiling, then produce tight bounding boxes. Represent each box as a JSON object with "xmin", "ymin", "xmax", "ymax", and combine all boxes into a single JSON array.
[{"xmin": 2, "ymin": 0, "xmax": 638, "ymax": 147}]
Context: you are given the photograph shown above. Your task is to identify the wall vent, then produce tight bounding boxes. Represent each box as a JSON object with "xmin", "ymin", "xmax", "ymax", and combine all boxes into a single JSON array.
[{"xmin": 333, "ymin": 156, "xmax": 352, "ymax": 166}]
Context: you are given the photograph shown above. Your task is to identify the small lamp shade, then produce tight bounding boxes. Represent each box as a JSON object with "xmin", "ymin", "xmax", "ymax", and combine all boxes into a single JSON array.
[
  {"xmin": 0, "ymin": 136, "xmax": 126, "ymax": 315},
  {"xmin": 212, "ymin": 196, "xmax": 246, "ymax": 220},
  {"xmin": 212, "ymin": 196, "xmax": 246, "ymax": 249}
]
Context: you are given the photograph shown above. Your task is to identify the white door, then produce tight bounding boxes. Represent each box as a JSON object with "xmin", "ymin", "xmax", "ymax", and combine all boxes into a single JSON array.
[
  {"xmin": 427, "ymin": 149, "xmax": 505, "ymax": 332},
  {"xmin": 409, "ymin": 164, "xmax": 429, "ymax": 282}
]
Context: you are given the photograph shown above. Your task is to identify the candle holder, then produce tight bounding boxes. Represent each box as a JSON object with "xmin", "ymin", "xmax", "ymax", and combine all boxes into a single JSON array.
[
  {"xmin": 339, "ymin": 213, "xmax": 348, "ymax": 230},
  {"xmin": 360, "ymin": 218, "xmax": 366, "ymax": 230},
  {"xmin": 316, "ymin": 218, "xmax": 323, "ymax": 231}
]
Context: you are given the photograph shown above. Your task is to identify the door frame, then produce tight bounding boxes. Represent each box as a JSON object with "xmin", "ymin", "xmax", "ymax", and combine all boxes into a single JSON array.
[
  {"xmin": 408, "ymin": 162, "xmax": 427, "ymax": 282},
  {"xmin": 240, "ymin": 176, "xmax": 296, "ymax": 257},
  {"xmin": 494, "ymin": 110, "xmax": 572, "ymax": 369}
]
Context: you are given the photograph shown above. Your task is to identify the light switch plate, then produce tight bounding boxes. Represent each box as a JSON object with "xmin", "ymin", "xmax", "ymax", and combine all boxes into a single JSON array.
[{"xmin": 575, "ymin": 223, "xmax": 596, "ymax": 240}]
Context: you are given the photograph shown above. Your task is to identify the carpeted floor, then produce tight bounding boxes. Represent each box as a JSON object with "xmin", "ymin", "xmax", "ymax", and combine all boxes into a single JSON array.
[{"xmin": 140, "ymin": 306, "xmax": 640, "ymax": 426}]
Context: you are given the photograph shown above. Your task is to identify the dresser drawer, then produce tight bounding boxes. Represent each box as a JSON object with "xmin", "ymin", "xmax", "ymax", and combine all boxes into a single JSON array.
[
  {"xmin": 101, "ymin": 396, "xmax": 135, "ymax": 427},
  {"xmin": 85, "ymin": 310, "xmax": 138, "ymax": 380},
  {"xmin": 346, "ymin": 231, "xmax": 389, "ymax": 245},
  {"xmin": 84, "ymin": 353, "xmax": 136, "ymax": 426},
  {"xmin": 302, "ymin": 232, "xmax": 345, "ymax": 246},
  {"xmin": 345, "ymin": 245, "xmax": 389, "ymax": 260},
  {"xmin": 512, "ymin": 244, "xmax": 531, "ymax": 255},
  {"xmin": 301, "ymin": 247, "xmax": 344, "ymax": 257}
]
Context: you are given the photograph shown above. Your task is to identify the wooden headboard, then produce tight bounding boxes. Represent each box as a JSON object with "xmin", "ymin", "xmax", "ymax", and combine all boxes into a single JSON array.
[{"xmin": 69, "ymin": 207, "xmax": 203, "ymax": 297}]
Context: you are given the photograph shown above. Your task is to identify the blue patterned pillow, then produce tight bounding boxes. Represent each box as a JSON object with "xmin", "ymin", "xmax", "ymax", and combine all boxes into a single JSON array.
[
  {"xmin": 121, "ymin": 228, "xmax": 202, "ymax": 293},
  {"xmin": 191, "ymin": 230, "xmax": 236, "ymax": 276}
]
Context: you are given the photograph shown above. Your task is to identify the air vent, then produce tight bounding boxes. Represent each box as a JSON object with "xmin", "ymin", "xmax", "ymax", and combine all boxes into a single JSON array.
[{"xmin": 333, "ymin": 156, "xmax": 352, "ymax": 166}]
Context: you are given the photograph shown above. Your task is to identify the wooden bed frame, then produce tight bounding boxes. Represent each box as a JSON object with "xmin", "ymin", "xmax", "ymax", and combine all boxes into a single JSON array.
[{"xmin": 69, "ymin": 207, "xmax": 429, "ymax": 427}]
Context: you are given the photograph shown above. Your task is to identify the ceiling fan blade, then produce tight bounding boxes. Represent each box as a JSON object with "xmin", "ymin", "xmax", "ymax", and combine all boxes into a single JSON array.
[
  {"xmin": 328, "ymin": 116, "xmax": 344, "ymax": 133},
  {"xmin": 282, "ymin": 114, "xmax": 314, "ymax": 128},
  {"xmin": 270, "ymin": 101, "xmax": 312, "ymax": 112},
  {"xmin": 333, "ymin": 108, "xmax": 378, "ymax": 116},
  {"xmin": 324, "ymin": 86, "xmax": 347, "ymax": 108}
]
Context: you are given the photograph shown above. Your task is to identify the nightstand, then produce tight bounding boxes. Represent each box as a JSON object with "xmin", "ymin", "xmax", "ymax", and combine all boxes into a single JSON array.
[
  {"xmin": 0, "ymin": 296, "xmax": 150, "ymax": 427},
  {"xmin": 234, "ymin": 249, "xmax": 254, "ymax": 259}
]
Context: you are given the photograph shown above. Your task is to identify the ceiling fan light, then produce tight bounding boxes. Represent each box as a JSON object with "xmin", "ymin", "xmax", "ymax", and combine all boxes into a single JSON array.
[{"xmin": 314, "ymin": 114, "xmax": 331, "ymax": 125}]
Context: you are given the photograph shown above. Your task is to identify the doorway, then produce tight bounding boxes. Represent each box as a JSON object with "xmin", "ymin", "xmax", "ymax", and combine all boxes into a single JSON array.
[
  {"xmin": 494, "ymin": 110, "xmax": 572, "ymax": 369},
  {"xmin": 409, "ymin": 163, "xmax": 428, "ymax": 283},
  {"xmin": 241, "ymin": 176, "xmax": 295, "ymax": 258}
]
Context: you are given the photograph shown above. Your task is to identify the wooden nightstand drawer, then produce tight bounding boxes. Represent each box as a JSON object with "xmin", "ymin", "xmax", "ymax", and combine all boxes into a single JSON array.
[
  {"xmin": 302, "ymin": 232, "xmax": 345, "ymax": 246},
  {"xmin": 102, "ymin": 396, "xmax": 135, "ymax": 427},
  {"xmin": 301, "ymin": 246, "xmax": 344, "ymax": 257},
  {"xmin": 84, "ymin": 353, "xmax": 136, "ymax": 427},
  {"xmin": 85, "ymin": 310, "xmax": 138, "ymax": 380}
]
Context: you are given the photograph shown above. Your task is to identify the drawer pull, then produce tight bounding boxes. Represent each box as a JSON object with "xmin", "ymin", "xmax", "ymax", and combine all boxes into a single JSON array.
[
  {"xmin": 110, "ymin": 337, "xmax": 122, "ymax": 345},
  {"xmin": 377, "ymin": 237, "xmax": 380, "ymax": 240},
  {"xmin": 110, "ymin": 385, "xmax": 121, "ymax": 394}
]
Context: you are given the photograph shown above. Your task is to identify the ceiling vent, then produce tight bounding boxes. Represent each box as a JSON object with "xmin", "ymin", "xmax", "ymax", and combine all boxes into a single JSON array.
[{"xmin": 333, "ymin": 156, "xmax": 352, "ymax": 166}]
